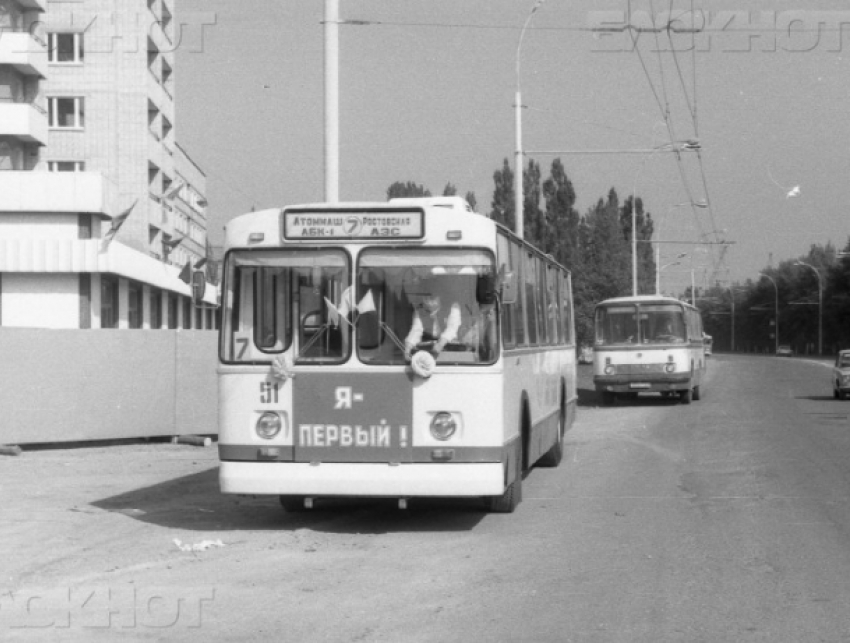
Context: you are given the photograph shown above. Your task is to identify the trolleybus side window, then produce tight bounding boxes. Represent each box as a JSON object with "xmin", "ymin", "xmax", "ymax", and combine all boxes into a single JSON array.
[
  {"xmin": 509, "ymin": 239, "xmax": 526, "ymax": 347},
  {"xmin": 496, "ymin": 233, "xmax": 515, "ymax": 349},
  {"xmin": 524, "ymin": 251, "xmax": 538, "ymax": 346},
  {"xmin": 561, "ymin": 274, "xmax": 573, "ymax": 345}
]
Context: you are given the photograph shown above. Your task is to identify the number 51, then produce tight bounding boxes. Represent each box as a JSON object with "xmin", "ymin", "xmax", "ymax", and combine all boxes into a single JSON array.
[{"xmin": 260, "ymin": 382, "xmax": 279, "ymax": 404}]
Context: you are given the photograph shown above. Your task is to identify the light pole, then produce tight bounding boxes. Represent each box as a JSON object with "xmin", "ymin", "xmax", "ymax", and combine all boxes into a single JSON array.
[
  {"xmin": 759, "ymin": 272, "xmax": 779, "ymax": 354},
  {"xmin": 653, "ymin": 200, "xmax": 707, "ymax": 296},
  {"xmin": 630, "ymin": 140, "xmax": 700, "ymax": 295},
  {"xmin": 656, "ymin": 254, "xmax": 687, "ymax": 295},
  {"xmin": 514, "ymin": 0, "xmax": 545, "ymax": 240},
  {"xmin": 324, "ymin": 0, "xmax": 339, "ymax": 202},
  {"xmin": 793, "ymin": 261, "xmax": 823, "ymax": 355}
]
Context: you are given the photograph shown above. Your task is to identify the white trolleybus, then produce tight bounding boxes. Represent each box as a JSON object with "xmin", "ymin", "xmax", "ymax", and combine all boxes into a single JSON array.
[
  {"xmin": 592, "ymin": 295, "xmax": 706, "ymax": 405},
  {"xmin": 217, "ymin": 197, "xmax": 577, "ymax": 513}
]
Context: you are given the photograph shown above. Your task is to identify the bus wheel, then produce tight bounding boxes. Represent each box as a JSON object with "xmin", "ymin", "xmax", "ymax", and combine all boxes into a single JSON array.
[
  {"xmin": 538, "ymin": 402, "xmax": 565, "ymax": 468},
  {"xmin": 681, "ymin": 388, "xmax": 692, "ymax": 404},
  {"xmin": 692, "ymin": 385, "xmax": 701, "ymax": 401},
  {"xmin": 279, "ymin": 496, "xmax": 308, "ymax": 512}
]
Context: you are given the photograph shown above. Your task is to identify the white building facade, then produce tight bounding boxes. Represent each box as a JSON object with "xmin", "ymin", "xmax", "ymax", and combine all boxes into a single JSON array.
[{"xmin": 0, "ymin": 0, "xmax": 216, "ymax": 329}]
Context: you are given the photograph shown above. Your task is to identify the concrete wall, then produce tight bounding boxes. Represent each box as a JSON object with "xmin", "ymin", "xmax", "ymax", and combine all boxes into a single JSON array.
[{"xmin": 0, "ymin": 328, "xmax": 218, "ymax": 444}]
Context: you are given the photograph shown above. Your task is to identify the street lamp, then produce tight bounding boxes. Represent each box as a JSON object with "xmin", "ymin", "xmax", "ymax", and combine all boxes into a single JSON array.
[
  {"xmin": 759, "ymin": 272, "xmax": 779, "ymax": 354},
  {"xmin": 653, "ymin": 200, "xmax": 707, "ymax": 296},
  {"xmin": 630, "ymin": 140, "xmax": 700, "ymax": 295},
  {"xmin": 656, "ymin": 253, "xmax": 688, "ymax": 295},
  {"xmin": 514, "ymin": 0, "xmax": 545, "ymax": 240},
  {"xmin": 793, "ymin": 261, "xmax": 823, "ymax": 355}
]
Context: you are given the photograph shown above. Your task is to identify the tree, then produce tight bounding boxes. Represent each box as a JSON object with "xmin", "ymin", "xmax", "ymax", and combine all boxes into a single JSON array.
[
  {"xmin": 490, "ymin": 159, "xmax": 515, "ymax": 230},
  {"xmin": 619, "ymin": 195, "xmax": 656, "ymax": 295},
  {"xmin": 442, "ymin": 183, "xmax": 457, "ymax": 196},
  {"xmin": 386, "ymin": 181, "xmax": 431, "ymax": 200},
  {"xmin": 542, "ymin": 158, "xmax": 580, "ymax": 268},
  {"xmin": 465, "ymin": 191, "xmax": 477, "ymax": 212}
]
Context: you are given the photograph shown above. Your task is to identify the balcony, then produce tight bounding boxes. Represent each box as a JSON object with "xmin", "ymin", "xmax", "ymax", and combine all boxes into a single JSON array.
[
  {"xmin": 0, "ymin": 32, "xmax": 47, "ymax": 77},
  {"xmin": 0, "ymin": 171, "xmax": 107, "ymax": 213},
  {"xmin": 0, "ymin": 103, "xmax": 48, "ymax": 145},
  {"xmin": 13, "ymin": 0, "xmax": 46, "ymax": 11}
]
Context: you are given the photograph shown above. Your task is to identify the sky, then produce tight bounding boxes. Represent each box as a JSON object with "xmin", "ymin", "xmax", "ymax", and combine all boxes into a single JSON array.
[{"xmin": 175, "ymin": 0, "xmax": 850, "ymax": 296}]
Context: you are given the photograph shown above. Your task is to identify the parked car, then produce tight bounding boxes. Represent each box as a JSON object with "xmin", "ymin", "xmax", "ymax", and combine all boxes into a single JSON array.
[
  {"xmin": 776, "ymin": 345, "xmax": 793, "ymax": 357},
  {"xmin": 832, "ymin": 350, "xmax": 850, "ymax": 400}
]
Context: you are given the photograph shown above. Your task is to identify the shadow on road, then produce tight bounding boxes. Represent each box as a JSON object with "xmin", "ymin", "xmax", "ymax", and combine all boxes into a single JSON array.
[
  {"xmin": 91, "ymin": 467, "xmax": 487, "ymax": 534},
  {"xmin": 797, "ymin": 395, "xmax": 841, "ymax": 402}
]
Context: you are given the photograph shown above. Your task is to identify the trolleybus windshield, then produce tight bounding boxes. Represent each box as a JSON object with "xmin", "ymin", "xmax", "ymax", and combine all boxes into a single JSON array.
[{"xmin": 356, "ymin": 248, "xmax": 497, "ymax": 366}]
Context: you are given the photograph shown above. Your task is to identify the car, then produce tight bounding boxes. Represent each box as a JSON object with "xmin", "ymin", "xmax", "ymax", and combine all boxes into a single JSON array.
[
  {"xmin": 776, "ymin": 345, "xmax": 793, "ymax": 357},
  {"xmin": 832, "ymin": 350, "xmax": 850, "ymax": 400}
]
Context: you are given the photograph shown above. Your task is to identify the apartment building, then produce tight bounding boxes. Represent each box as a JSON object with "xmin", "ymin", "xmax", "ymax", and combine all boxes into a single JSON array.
[{"xmin": 0, "ymin": 0, "xmax": 216, "ymax": 329}]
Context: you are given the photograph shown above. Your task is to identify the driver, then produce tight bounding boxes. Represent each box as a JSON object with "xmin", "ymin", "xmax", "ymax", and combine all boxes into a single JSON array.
[{"xmin": 404, "ymin": 280, "xmax": 462, "ymax": 359}]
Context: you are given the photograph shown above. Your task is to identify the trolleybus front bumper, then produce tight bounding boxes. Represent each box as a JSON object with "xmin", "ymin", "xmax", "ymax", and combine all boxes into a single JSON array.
[
  {"xmin": 594, "ymin": 374, "xmax": 691, "ymax": 394},
  {"xmin": 219, "ymin": 461, "xmax": 506, "ymax": 497}
]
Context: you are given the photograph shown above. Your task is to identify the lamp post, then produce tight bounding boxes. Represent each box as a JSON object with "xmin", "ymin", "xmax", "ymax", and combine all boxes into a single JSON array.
[
  {"xmin": 656, "ymin": 254, "xmax": 687, "ymax": 295},
  {"xmin": 514, "ymin": 0, "xmax": 545, "ymax": 240},
  {"xmin": 759, "ymin": 272, "xmax": 779, "ymax": 354},
  {"xmin": 793, "ymin": 261, "xmax": 823, "ymax": 355},
  {"xmin": 630, "ymin": 140, "xmax": 700, "ymax": 295},
  {"xmin": 653, "ymin": 200, "xmax": 707, "ymax": 296},
  {"xmin": 324, "ymin": 0, "xmax": 339, "ymax": 202}
]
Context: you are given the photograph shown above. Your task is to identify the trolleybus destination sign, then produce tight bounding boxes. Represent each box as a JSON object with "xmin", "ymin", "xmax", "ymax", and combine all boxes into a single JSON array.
[{"xmin": 283, "ymin": 210, "xmax": 424, "ymax": 240}]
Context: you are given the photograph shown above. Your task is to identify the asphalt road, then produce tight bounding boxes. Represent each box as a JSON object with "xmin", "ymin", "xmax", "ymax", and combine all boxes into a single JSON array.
[{"xmin": 3, "ymin": 354, "xmax": 850, "ymax": 642}]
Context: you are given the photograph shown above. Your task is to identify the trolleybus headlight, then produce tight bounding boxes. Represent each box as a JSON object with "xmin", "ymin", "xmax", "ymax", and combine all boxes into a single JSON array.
[
  {"xmin": 604, "ymin": 365, "xmax": 615, "ymax": 375},
  {"xmin": 665, "ymin": 363, "xmax": 676, "ymax": 373},
  {"xmin": 256, "ymin": 412, "xmax": 282, "ymax": 439},
  {"xmin": 430, "ymin": 412, "xmax": 457, "ymax": 441}
]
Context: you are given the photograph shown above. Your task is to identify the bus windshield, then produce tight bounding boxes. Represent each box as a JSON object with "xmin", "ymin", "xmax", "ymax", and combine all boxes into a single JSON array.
[
  {"xmin": 595, "ymin": 303, "xmax": 687, "ymax": 346},
  {"xmin": 356, "ymin": 249, "xmax": 498, "ymax": 365},
  {"xmin": 221, "ymin": 249, "xmax": 351, "ymax": 364},
  {"xmin": 220, "ymin": 247, "xmax": 498, "ymax": 366}
]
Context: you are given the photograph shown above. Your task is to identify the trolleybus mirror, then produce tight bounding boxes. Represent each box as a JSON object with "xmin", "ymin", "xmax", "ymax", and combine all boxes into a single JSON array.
[{"xmin": 500, "ymin": 271, "xmax": 517, "ymax": 305}]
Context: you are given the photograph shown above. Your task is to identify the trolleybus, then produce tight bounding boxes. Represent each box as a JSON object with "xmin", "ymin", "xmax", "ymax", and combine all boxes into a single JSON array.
[
  {"xmin": 217, "ymin": 197, "xmax": 577, "ymax": 513},
  {"xmin": 593, "ymin": 295, "xmax": 706, "ymax": 405}
]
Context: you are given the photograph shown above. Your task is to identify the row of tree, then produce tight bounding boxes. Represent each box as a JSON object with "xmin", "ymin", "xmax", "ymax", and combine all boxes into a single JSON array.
[
  {"xmin": 388, "ymin": 158, "xmax": 850, "ymax": 356},
  {"xmin": 697, "ymin": 243, "xmax": 850, "ymax": 356}
]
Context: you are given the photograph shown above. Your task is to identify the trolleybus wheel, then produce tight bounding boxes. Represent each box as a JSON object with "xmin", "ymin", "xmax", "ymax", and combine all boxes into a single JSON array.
[
  {"xmin": 486, "ymin": 475, "xmax": 522, "ymax": 513},
  {"xmin": 279, "ymin": 496, "xmax": 308, "ymax": 512},
  {"xmin": 692, "ymin": 385, "xmax": 701, "ymax": 401},
  {"xmin": 538, "ymin": 398, "xmax": 565, "ymax": 468}
]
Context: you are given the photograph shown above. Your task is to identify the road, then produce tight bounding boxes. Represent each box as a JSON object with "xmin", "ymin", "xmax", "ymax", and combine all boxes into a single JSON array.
[{"xmin": 4, "ymin": 354, "xmax": 850, "ymax": 642}]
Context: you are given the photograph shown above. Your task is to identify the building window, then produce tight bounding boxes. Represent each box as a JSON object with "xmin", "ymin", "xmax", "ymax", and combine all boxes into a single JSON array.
[
  {"xmin": 128, "ymin": 281, "xmax": 143, "ymax": 329},
  {"xmin": 79, "ymin": 274, "xmax": 91, "ymax": 329},
  {"xmin": 101, "ymin": 275, "xmax": 119, "ymax": 329},
  {"xmin": 48, "ymin": 97, "xmax": 85, "ymax": 129},
  {"xmin": 48, "ymin": 33, "xmax": 84, "ymax": 64},
  {"xmin": 167, "ymin": 293, "xmax": 178, "ymax": 329},
  {"xmin": 48, "ymin": 161, "xmax": 85, "ymax": 172},
  {"xmin": 182, "ymin": 297, "xmax": 192, "ymax": 329},
  {"xmin": 78, "ymin": 214, "xmax": 92, "ymax": 240},
  {"xmin": 150, "ymin": 287, "xmax": 162, "ymax": 329}
]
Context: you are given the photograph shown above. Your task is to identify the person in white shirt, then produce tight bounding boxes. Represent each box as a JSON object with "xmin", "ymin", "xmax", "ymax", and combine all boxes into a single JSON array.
[{"xmin": 404, "ymin": 289, "xmax": 462, "ymax": 359}]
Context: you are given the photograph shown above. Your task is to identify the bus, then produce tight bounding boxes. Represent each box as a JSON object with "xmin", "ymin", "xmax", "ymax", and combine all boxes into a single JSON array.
[
  {"xmin": 217, "ymin": 196, "xmax": 577, "ymax": 513},
  {"xmin": 592, "ymin": 295, "xmax": 706, "ymax": 405}
]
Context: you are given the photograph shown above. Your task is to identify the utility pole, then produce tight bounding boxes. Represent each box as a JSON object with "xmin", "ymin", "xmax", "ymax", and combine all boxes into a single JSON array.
[{"xmin": 324, "ymin": 0, "xmax": 339, "ymax": 203}]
